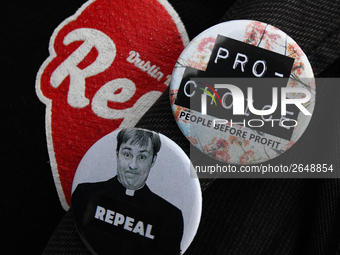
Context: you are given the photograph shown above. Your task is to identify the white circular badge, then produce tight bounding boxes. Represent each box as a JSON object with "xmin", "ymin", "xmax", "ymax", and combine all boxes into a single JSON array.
[
  {"xmin": 170, "ymin": 20, "xmax": 315, "ymax": 165},
  {"xmin": 71, "ymin": 128, "xmax": 202, "ymax": 255}
]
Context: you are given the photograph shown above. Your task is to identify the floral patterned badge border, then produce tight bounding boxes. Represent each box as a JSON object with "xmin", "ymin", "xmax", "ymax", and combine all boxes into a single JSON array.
[{"xmin": 170, "ymin": 20, "xmax": 315, "ymax": 165}]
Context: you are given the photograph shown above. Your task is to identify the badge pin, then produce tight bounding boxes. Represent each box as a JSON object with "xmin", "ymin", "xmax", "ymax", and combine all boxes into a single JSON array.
[
  {"xmin": 170, "ymin": 20, "xmax": 315, "ymax": 165},
  {"xmin": 71, "ymin": 128, "xmax": 201, "ymax": 255}
]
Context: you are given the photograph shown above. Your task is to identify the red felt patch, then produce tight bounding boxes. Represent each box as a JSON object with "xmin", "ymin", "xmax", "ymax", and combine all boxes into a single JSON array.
[{"xmin": 36, "ymin": 0, "xmax": 188, "ymax": 209}]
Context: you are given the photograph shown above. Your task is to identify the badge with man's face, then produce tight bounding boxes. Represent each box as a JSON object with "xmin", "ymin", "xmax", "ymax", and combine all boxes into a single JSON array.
[{"xmin": 71, "ymin": 128, "xmax": 201, "ymax": 255}]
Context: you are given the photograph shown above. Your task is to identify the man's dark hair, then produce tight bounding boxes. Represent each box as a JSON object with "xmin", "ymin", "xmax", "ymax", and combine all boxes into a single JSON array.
[{"xmin": 116, "ymin": 128, "xmax": 161, "ymax": 157}]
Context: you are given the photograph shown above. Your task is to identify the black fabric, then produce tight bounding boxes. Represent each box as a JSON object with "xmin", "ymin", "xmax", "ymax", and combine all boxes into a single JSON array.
[
  {"xmin": 4, "ymin": 0, "xmax": 340, "ymax": 254},
  {"xmin": 221, "ymin": 0, "xmax": 340, "ymax": 77},
  {"xmin": 2, "ymin": 1, "xmax": 88, "ymax": 254}
]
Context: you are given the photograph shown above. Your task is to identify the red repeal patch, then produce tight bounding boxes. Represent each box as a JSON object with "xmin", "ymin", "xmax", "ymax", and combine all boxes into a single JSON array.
[{"xmin": 36, "ymin": 0, "xmax": 188, "ymax": 209}]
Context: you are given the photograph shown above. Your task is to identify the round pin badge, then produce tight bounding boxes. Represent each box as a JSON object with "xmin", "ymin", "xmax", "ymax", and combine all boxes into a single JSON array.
[
  {"xmin": 71, "ymin": 128, "xmax": 201, "ymax": 255},
  {"xmin": 170, "ymin": 20, "xmax": 315, "ymax": 165}
]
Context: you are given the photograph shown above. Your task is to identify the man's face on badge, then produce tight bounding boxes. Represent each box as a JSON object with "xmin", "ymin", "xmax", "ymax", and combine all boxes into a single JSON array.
[{"xmin": 116, "ymin": 137, "xmax": 156, "ymax": 190}]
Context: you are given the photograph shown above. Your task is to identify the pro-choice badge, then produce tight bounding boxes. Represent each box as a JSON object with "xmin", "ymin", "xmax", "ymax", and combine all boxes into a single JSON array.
[
  {"xmin": 72, "ymin": 128, "xmax": 201, "ymax": 255},
  {"xmin": 170, "ymin": 20, "xmax": 315, "ymax": 165}
]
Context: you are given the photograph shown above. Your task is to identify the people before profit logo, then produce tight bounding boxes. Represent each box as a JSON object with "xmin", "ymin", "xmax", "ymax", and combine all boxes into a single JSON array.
[
  {"xmin": 180, "ymin": 80, "xmax": 313, "ymax": 133},
  {"xmin": 173, "ymin": 34, "xmax": 314, "ymax": 137}
]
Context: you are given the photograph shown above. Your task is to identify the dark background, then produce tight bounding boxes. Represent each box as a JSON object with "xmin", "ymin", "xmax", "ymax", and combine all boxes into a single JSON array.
[
  {"xmin": 3, "ymin": 1, "xmax": 340, "ymax": 254},
  {"xmin": 2, "ymin": 1, "xmax": 85, "ymax": 253},
  {"xmin": 1, "ymin": 0, "xmax": 236, "ymax": 254}
]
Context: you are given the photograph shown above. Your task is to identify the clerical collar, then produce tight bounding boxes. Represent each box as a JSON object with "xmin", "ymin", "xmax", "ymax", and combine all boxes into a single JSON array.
[
  {"xmin": 117, "ymin": 177, "xmax": 145, "ymax": 196},
  {"xmin": 125, "ymin": 189, "xmax": 135, "ymax": 196}
]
